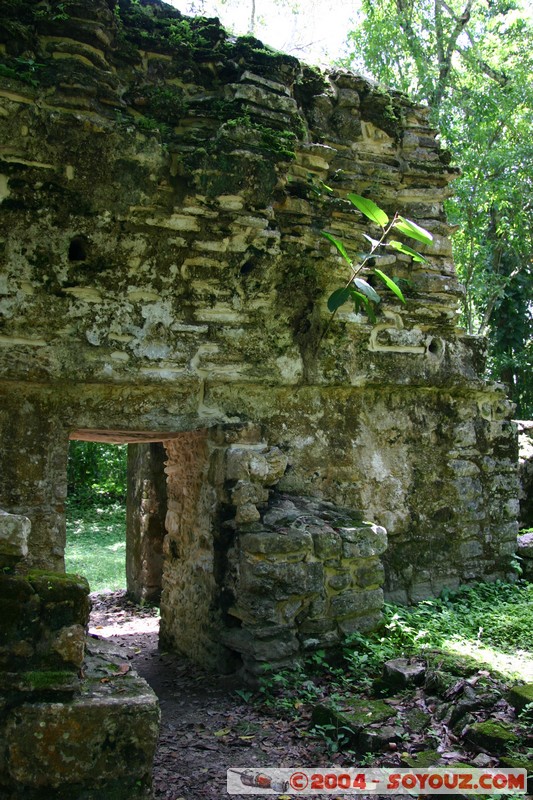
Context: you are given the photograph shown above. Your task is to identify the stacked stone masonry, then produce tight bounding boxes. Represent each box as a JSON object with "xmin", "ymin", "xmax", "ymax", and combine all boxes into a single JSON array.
[
  {"xmin": 0, "ymin": 0, "xmax": 520, "ymax": 665},
  {"xmin": 0, "ymin": 506, "xmax": 160, "ymax": 800}
]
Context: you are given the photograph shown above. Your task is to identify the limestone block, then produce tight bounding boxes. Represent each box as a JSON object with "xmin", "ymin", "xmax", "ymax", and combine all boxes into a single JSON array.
[
  {"xmin": 383, "ymin": 658, "xmax": 426, "ymax": 688},
  {"xmin": 240, "ymin": 558, "xmax": 324, "ymax": 600},
  {"xmin": 226, "ymin": 447, "xmax": 254, "ymax": 480},
  {"xmin": 338, "ymin": 611, "xmax": 383, "ymax": 634},
  {"xmin": 339, "ymin": 525, "xmax": 388, "ymax": 558},
  {"xmin": 351, "ymin": 559, "xmax": 385, "ymax": 589},
  {"xmin": 240, "ymin": 530, "xmax": 312, "ymax": 556},
  {"xmin": 231, "ymin": 480, "xmax": 269, "ymax": 507},
  {"xmin": 235, "ymin": 502, "xmax": 261, "ymax": 524},
  {"xmin": 51, "ymin": 624, "xmax": 86, "ymax": 669},
  {"xmin": 465, "ymin": 721, "xmax": 519, "ymax": 754},
  {"xmin": 5, "ymin": 674, "xmax": 159, "ymax": 795},
  {"xmin": 262, "ymin": 447, "xmax": 289, "ymax": 485},
  {"xmin": 330, "ymin": 588, "xmax": 383, "ymax": 618},
  {"xmin": 221, "ymin": 627, "xmax": 299, "ymax": 661},
  {"xmin": 507, "ymin": 682, "xmax": 533, "ymax": 713},
  {"xmin": 311, "ymin": 529, "xmax": 342, "ymax": 559},
  {"xmin": 28, "ymin": 571, "xmax": 91, "ymax": 629},
  {"xmin": 517, "ymin": 532, "xmax": 533, "ymax": 559},
  {"xmin": 0, "ymin": 510, "xmax": 30, "ymax": 565},
  {"xmin": 326, "ymin": 571, "xmax": 351, "ymax": 590}
]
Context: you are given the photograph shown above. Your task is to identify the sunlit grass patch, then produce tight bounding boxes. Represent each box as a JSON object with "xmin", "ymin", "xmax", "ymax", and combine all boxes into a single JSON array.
[
  {"xmin": 65, "ymin": 503, "xmax": 126, "ymax": 593},
  {"xmin": 377, "ymin": 581, "xmax": 533, "ymax": 680},
  {"xmin": 442, "ymin": 639, "xmax": 533, "ymax": 681}
]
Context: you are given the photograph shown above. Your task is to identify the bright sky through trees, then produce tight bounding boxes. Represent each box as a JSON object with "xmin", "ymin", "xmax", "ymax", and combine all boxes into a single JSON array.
[{"xmin": 167, "ymin": 0, "xmax": 357, "ymax": 65}]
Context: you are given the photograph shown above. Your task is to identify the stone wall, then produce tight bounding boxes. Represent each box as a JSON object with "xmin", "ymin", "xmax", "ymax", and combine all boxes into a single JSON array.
[
  {"xmin": 155, "ymin": 423, "xmax": 388, "ymax": 676},
  {"xmin": 126, "ymin": 442, "xmax": 167, "ymax": 603},
  {"xmin": 0, "ymin": 509, "xmax": 159, "ymax": 799},
  {"xmin": 0, "ymin": 0, "xmax": 519, "ymax": 612}
]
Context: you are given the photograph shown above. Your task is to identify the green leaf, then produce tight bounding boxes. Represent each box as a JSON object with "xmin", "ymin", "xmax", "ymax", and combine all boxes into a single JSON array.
[
  {"xmin": 321, "ymin": 231, "xmax": 352, "ymax": 265},
  {"xmin": 393, "ymin": 217, "xmax": 433, "ymax": 246},
  {"xmin": 350, "ymin": 290, "xmax": 377, "ymax": 322},
  {"xmin": 387, "ymin": 240, "xmax": 427, "ymax": 262},
  {"xmin": 347, "ymin": 193, "xmax": 389, "ymax": 227},
  {"xmin": 327, "ymin": 286, "xmax": 351, "ymax": 312},
  {"xmin": 374, "ymin": 268, "xmax": 406, "ymax": 303},
  {"xmin": 353, "ymin": 278, "xmax": 381, "ymax": 304}
]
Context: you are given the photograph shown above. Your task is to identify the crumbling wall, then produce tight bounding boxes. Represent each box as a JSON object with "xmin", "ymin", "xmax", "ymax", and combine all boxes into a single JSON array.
[
  {"xmin": 0, "ymin": 509, "xmax": 160, "ymax": 799},
  {"xmin": 0, "ymin": 0, "xmax": 519, "ymax": 608},
  {"xmin": 156, "ymin": 424, "xmax": 388, "ymax": 676}
]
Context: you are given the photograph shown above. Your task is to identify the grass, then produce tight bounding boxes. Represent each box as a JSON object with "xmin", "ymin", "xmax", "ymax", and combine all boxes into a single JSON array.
[
  {"xmin": 257, "ymin": 580, "xmax": 533, "ymax": 710},
  {"xmin": 374, "ymin": 581, "xmax": 533, "ymax": 680},
  {"xmin": 65, "ymin": 502, "xmax": 126, "ymax": 593}
]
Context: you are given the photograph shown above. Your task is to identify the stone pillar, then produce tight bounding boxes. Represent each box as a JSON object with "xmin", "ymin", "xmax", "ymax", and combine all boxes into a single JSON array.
[
  {"xmin": 0, "ymin": 504, "xmax": 160, "ymax": 800},
  {"xmin": 126, "ymin": 442, "xmax": 167, "ymax": 604},
  {"xmin": 0, "ymin": 395, "xmax": 69, "ymax": 571},
  {"xmin": 158, "ymin": 431, "xmax": 222, "ymax": 665}
]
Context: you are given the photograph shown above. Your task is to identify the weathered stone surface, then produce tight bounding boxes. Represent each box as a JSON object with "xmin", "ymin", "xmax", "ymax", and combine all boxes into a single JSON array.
[
  {"xmin": 240, "ymin": 530, "xmax": 313, "ymax": 556},
  {"xmin": 0, "ymin": 0, "xmax": 519, "ymax": 617},
  {"xmin": 4, "ymin": 648, "xmax": 159, "ymax": 796},
  {"xmin": 382, "ymin": 658, "xmax": 426, "ymax": 689},
  {"xmin": 126, "ymin": 442, "xmax": 167, "ymax": 604},
  {"xmin": 0, "ymin": 510, "xmax": 30, "ymax": 569},
  {"xmin": 329, "ymin": 588, "xmax": 383, "ymax": 618},
  {"xmin": 311, "ymin": 697, "xmax": 394, "ymax": 746},
  {"xmin": 517, "ymin": 532, "xmax": 533, "ymax": 581},
  {"xmin": 51, "ymin": 625, "xmax": 86, "ymax": 669},
  {"xmin": 465, "ymin": 720, "xmax": 519, "ymax": 754},
  {"xmin": 518, "ymin": 421, "xmax": 533, "ymax": 528},
  {"xmin": 0, "ymin": 571, "xmax": 89, "ymax": 674},
  {"xmin": 507, "ymin": 682, "xmax": 533, "ymax": 713}
]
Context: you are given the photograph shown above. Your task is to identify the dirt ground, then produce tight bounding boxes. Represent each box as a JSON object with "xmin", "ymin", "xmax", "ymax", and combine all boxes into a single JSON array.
[
  {"xmin": 88, "ymin": 591, "xmax": 335, "ymax": 800},
  {"xmin": 88, "ymin": 592, "xmax": 532, "ymax": 800}
]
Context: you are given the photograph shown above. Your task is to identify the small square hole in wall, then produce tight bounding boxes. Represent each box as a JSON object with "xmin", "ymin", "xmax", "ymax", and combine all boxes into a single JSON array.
[{"xmin": 68, "ymin": 236, "xmax": 88, "ymax": 262}]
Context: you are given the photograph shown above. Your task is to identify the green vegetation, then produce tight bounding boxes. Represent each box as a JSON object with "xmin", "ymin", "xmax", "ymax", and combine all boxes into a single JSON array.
[
  {"xmin": 68, "ymin": 441, "xmax": 127, "ymax": 508},
  {"xmin": 66, "ymin": 442, "xmax": 128, "ymax": 591},
  {"xmin": 322, "ymin": 193, "xmax": 432, "ymax": 325},
  {"xmin": 254, "ymin": 580, "xmax": 533, "ymax": 766},
  {"xmin": 65, "ymin": 504, "xmax": 126, "ymax": 593},
  {"xmin": 258, "ymin": 580, "xmax": 533, "ymax": 707},
  {"xmin": 343, "ymin": 0, "xmax": 533, "ymax": 415}
]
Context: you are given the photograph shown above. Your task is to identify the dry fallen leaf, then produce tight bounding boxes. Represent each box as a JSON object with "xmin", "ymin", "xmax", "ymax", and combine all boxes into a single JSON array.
[{"xmin": 214, "ymin": 728, "xmax": 231, "ymax": 737}]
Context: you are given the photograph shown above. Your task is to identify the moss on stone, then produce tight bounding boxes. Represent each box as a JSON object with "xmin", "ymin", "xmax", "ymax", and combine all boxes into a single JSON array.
[
  {"xmin": 466, "ymin": 720, "xmax": 519, "ymax": 753},
  {"xmin": 312, "ymin": 697, "xmax": 393, "ymax": 740},
  {"xmin": 21, "ymin": 670, "xmax": 78, "ymax": 690},
  {"xmin": 405, "ymin": 707, "xmax": 431, "ymax": 732},
  {"xmin": 507, "ymin": 682, "xmax": 533, "ymax": 713},
  {"xmin": 402, "ymin": 750, "xmax": 441, "ymax": 768},
  {"xmin": 27, "ymin": 570, "xmax": 90, "ymax": 603}
]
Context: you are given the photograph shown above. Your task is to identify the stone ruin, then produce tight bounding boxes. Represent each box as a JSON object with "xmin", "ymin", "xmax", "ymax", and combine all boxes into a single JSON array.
[{"xmin": 0, "ymin": 0, "xmax": 522, "ymax": 796}]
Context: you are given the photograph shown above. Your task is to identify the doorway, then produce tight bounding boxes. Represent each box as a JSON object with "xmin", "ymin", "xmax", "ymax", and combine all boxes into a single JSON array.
[{"xmin": 65, "ymin": 439, "xmax": 128, "ymax": 593}]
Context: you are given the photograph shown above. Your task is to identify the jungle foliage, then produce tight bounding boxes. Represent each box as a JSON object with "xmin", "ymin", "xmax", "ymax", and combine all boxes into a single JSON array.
[
  {"xmin": 343, "ymin": 0, "xmax": 533, "ymax": 415},
  {"xmin": 67, "ymin": 441, "xmax": 128, "ymax": 507}
]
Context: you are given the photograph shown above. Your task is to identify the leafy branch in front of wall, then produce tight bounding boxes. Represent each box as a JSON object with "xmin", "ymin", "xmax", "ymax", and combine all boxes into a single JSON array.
[{"xmin": 320, "ymin": 194, "xmax": 433, "ymax": 338}]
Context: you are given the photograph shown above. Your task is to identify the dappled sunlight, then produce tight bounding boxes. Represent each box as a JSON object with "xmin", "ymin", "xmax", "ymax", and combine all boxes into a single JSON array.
[
  {"xmin": 441, "ymin": 639, "xmax": 533, "ymax": 681},
  {"xmin": 65, "ymin": 503, "xmax": 127, "ymax": 593},
  {"xmin": 89, "ymin": 616, "xmax": 160, "ymax": 638}
]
